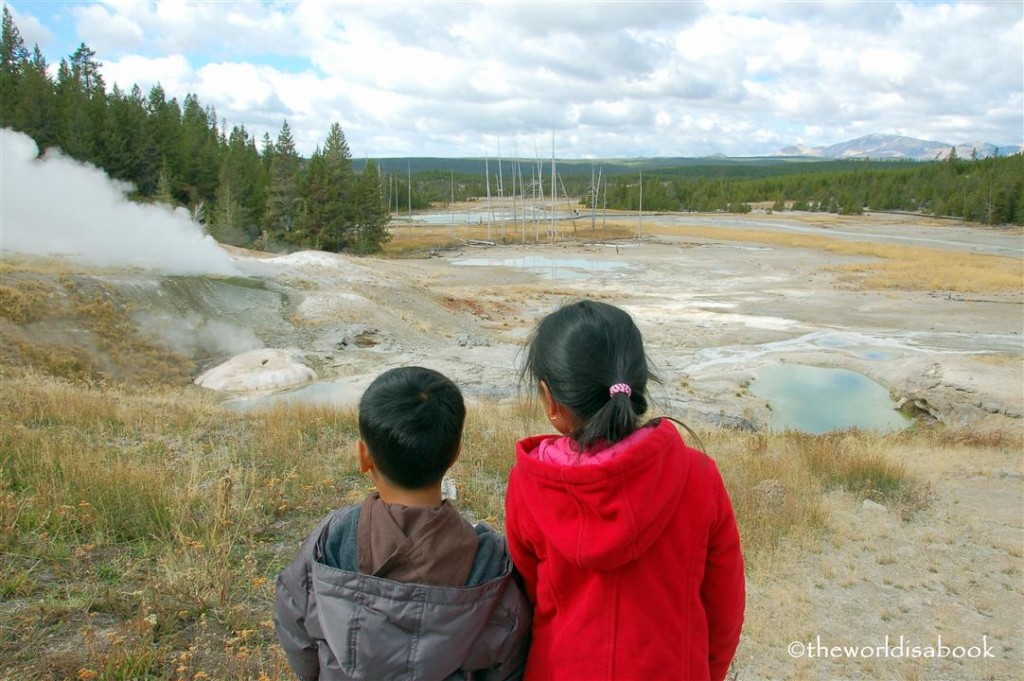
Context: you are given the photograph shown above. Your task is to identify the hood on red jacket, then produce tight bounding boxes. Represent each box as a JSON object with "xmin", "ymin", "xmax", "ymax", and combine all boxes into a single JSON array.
[{"xmin": 512, "ymin": 419, "xmax": 691, "ymax": 571}]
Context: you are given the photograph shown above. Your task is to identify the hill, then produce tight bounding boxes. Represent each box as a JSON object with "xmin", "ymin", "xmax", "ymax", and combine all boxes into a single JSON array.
[
  {"xmin": 775, "ymin": 133, "xmax": 1022, "ymax": 161},
  {"xmin": 353, "ymin": 134, "xmax": 1024, "ymax": 175}
]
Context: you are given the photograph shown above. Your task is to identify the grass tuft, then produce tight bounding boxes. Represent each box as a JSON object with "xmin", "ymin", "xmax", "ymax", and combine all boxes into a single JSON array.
[{"xmin": 794, "ymin": 429, "xmax": 934, "ymax": 520}]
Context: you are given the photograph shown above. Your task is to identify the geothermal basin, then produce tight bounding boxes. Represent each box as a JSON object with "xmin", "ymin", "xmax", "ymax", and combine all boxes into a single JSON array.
[{"xmin": 207, "ymin": 211, "xmax": 1022, "ymax": 434}]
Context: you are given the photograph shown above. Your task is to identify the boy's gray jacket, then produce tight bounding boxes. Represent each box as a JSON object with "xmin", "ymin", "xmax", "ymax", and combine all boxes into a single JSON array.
[{"xmin": 275, "ymin": 505, "xmax": 531, "ymax": 680}]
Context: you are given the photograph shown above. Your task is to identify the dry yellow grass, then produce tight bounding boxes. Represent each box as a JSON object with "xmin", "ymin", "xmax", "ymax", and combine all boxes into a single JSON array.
[
  {"xmin": 643, "ymin": 224, "xmax": 1022, "ymax": 294},
  {"xmin": 382, "ymin": 218, "xmax": 636, "ymax": 255},
  {"xmin": 5, "ymin": 367, "xmax": 1003, "ymax": 679},
  {"xmin": 1, "ymin": 270, "xmax": 192, "ymax": 384},
  {"xmin": 828, "ymin": 257, "xmax": 1021, "ymax": 293},
  {"xmin": 0, "ymin": 253, "xmax": 118, "ymax": 276},
  {"xmin": 0, "ymin": 370, "xmax": 365, "ymax": 679}
]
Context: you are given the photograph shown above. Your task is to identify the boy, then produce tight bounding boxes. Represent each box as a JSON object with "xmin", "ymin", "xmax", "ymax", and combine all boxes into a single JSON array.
[{"xmin": 275, "ymin": 366, "xmax": 530, "ymax": 681}]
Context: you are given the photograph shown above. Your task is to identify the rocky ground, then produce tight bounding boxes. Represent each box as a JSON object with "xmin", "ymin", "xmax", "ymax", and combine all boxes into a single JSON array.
[{"xmin": 201, "ymin": 211, "xmax": 1023, "ymax": 436}]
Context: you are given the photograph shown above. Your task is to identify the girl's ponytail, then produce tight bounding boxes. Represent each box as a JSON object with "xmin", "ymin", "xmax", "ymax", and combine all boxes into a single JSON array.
[{"xmin": 575, "ymin": 382, "xmax": 641, "ymax": 451}]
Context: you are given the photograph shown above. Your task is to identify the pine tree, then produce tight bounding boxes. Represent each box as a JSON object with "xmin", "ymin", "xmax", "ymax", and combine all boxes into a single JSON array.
[
  {"xmin": 302, "ymin": 122, "xmax": 354, "ymax": 251},
  {"xmin": 53, "ymin": 44, "xmax": 107, "ymax": 162},
  {"xmin": 211, "ymin": 177, "xmax": 243, "ymax": 243},
  {"xmin": 13, "ymin": 45, "xmax": 55, "ymax": 149},
  {"xmin": 300, "ymin": 147, "xmax": 329, "ymax": 248},
  {"xmin": 154, "ymin": 166, "xmax": 176, "ymax": 207},
  {"xmin": 248, "ymin": 133, "xmax": 269, "ymax": 234},
  {"xmin": 352, "ymin": 159, "xmax": 391, "ymax": 253},
  {"xmin": 212, "ymin": 125, "xmax": 265, "ymax": 243},
  {"xmin": 0, "ymin": 5, "xmax": 28, "ymax": 127},
  {"xmin": 179, "ymin": 93, "xmax": 220, "ymax": 205},
  {"xmin": 260, "ymin": 132, "xmax": 275, "ymax": 170},
  {"xmin": 262, "ymin": 120, "xmax": 302, "ymax": 243},
  {"xmin": 146, "ymin": 84, "xmax": 182, "ymax": 193},
  {"xmin": 102, "ymin": 83, "xmax": 158, "ymax": 193}
]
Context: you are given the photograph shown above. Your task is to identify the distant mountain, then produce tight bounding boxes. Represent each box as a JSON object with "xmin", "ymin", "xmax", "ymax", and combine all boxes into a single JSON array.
[{"xmin": 774, "ymin": 134, "xmax": 1023, "ymax": 161}]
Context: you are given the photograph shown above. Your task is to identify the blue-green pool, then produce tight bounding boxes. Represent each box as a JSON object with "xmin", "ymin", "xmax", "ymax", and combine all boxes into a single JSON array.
[
  {"xmin": 452, "ymin": 255, "xmax": 628, "ymax": 280},
  {"xmin": 749, "ymin": 364, "xmax": 911, "ymax": 433}
]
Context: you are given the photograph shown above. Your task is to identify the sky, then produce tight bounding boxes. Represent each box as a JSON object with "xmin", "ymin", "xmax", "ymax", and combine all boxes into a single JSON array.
[{"xmin": 7, "ymin": 1, "xmax": 1024, "ymax": 159}]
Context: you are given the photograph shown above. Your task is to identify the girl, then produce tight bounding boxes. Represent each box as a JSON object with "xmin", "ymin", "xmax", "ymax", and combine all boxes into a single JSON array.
[{"xmin": 505, "ymin": 299, "xmax": 745, "ymax": 681}]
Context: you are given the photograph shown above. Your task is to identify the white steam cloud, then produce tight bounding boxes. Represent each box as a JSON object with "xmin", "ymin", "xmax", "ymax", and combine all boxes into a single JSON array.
[
  {"xmin": 1, "ymin": 128, "xmax": 238, "ymax": 275},
  {"xmin": 135, "ymin": 312, "xmax": 264, "ymax": 358}
]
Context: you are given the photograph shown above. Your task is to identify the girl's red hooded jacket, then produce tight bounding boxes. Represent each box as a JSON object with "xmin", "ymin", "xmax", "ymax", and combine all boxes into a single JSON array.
[{"xmin": 505, "ymin": 418, "xmax": 745, "ymax": 681}]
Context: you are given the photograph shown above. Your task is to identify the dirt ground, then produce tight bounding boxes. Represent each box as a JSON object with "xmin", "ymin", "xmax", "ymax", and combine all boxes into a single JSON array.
[{"xmin": 739, "ymin": 437, "xmax": 1023, "ymax": 681}]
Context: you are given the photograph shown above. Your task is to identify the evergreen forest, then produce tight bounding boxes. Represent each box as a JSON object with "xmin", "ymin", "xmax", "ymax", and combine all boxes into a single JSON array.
[
  {"xmin": 375, "ymin": 149, "xmax": 1023, "ymax": 227},
  {"xmin": 0, "ymin": 8, "xmax": 389, "ymax": 253},
  {"xmin": 3, "ymin": 6, "xmax": 1022, "ymax": 260}
]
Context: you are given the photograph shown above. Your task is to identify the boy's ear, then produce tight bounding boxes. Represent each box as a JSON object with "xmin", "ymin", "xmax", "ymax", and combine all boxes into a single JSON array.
[{"xmin": 357, "ymin": 440, "xmax": 374, "ymax": 474}]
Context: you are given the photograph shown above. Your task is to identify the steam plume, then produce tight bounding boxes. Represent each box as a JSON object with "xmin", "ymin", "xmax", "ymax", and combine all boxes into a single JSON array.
[{"xmin": 1, "ymin": 128, "xmax": 237, "ymax": 275}]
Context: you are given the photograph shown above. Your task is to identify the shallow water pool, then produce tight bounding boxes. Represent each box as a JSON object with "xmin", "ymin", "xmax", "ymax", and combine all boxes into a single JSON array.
[
  {"xmin": 749, "ymin": 364, "xmax": 910, "ymax": 433},
  {"xmin": 452, "ymin": 255, "xmax": 629, "ymax": 280}
]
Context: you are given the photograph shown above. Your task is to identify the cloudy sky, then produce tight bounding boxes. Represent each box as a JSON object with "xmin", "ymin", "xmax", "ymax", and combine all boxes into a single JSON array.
[{"xmin": 9, "ymin": 1, "xmax": 1023, "ymax": 159}]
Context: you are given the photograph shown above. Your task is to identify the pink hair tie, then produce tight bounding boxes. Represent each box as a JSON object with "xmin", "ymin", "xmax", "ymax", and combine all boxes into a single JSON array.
[{"xmin": 609, "ymin": 383, "xmax": 632, "ymax": 398}]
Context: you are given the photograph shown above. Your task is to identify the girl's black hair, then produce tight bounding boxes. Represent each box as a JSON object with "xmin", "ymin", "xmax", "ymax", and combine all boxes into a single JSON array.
[{"xmin": 522, "ymin": 299, "xmax": 654, "ymax": 452}]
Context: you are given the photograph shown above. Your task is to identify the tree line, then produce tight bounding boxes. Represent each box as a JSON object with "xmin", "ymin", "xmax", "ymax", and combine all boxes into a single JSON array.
[
  {"xmin": 588, "ymin": 150, "xmax": 1023, "ymax": 224},
  {"xmin": 370, "ymin": 150, "xmax": 1022, "ymax": 227},
  {"xmin": 376, "ymin": 152, "xmax": 1023, "ymax": 228},
  {"xmin": 0, "ymin": 8, "xmax": 390, "ymax": 253}
]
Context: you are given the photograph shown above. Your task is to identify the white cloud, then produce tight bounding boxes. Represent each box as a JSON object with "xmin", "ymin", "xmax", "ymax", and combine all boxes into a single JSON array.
[
  {"xmin": 857, "ymin": 48, "xmax": 915, "ymax": 86},
  {"xmin": 195, "ymin": 62, "xmax": 286, "ymax": 112},
  {"xmin": 102, "ymin": 54, "xmax": 193, "ymax": 96},
  {"xmin": 71, "ymin": 3, "xmax": 143, "ymax": 53},
  {"xmin": 13, "ymin": 0, "xmax": 1024, "ymax": 157},
  {"xmin": 8, "ymin": 3, "xmax": 54, "ymax": 51}
]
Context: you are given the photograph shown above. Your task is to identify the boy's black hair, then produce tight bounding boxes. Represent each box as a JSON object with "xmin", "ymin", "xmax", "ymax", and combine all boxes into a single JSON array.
[
  {"xmin": 522, "ymin": 299, "xmax": 652, "ymax": 452},
  {"xmin": 358, "ymin": 366, "xmax": 466, "ymax": 490}
]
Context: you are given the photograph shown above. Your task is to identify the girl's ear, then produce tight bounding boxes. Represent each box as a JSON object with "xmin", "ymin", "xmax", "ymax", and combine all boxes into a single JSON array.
[
  {"xmin": 540, "ymin": 380, "xmax": 579, "ymax": 434},
  {"xmin": 538, "ymin": 380, "xmax": 558, "ymax": 419},
  {"xmin": 357, "ymin": 440, "xmax": 374, "ymax": 474},
  {"xmin": 536, "ymin": 378, "xmax": 577, "ymax": 432}
]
